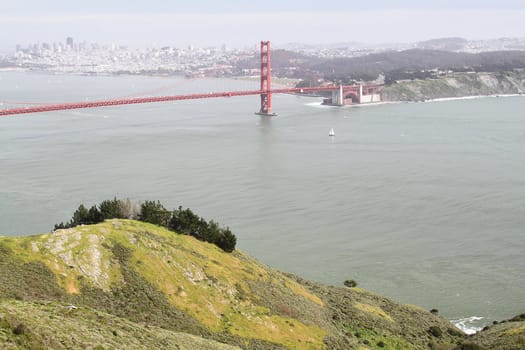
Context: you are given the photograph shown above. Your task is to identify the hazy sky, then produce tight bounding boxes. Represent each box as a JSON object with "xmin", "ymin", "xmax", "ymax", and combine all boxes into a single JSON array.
[{"xmin": 2, "ymin": 0, "xmax": 525, "ymax": 49}]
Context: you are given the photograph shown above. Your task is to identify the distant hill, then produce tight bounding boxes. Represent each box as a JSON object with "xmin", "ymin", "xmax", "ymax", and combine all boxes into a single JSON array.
[
  {"xmin": 281, "ymin": 37, "xmax": 525, "ymax": 54},
  {"xmin": 236, "ymin": 46, "xmax": 525, "ymax": 84},
  {"xmin": 0, "ymin": 219, "xmax": 501, "ymax": 349},
  {"xmin": 235, "ymin": 49, "xmax": 318, "ymax": 77},
  {"xmin": 307, "ymin": 50, "xmax": 525, "ymax": 81},
  {"xmin": 415, "ymin": 38, "xmax": 469, "ymax": 51}
]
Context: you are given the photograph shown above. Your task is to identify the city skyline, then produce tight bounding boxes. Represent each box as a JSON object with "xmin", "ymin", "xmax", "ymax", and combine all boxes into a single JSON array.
[{"xmin": 2, "ymin": 1, "xmax": 525, "ymax": 50}]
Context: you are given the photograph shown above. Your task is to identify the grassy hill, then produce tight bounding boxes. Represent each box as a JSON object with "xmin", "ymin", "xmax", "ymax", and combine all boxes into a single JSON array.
[
  {"xmin": 0, "ymin": 220, "xmax": 513, "ymax": 349},
  {"xmin": 0, "ymin": 299, "xmax": 239, "ymax": 350}
]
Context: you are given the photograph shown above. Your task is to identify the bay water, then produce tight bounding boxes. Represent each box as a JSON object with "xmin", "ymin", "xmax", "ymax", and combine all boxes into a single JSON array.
[{"xmin": 1, "ymin": 71, "xmax": 524, "ymax": 332}]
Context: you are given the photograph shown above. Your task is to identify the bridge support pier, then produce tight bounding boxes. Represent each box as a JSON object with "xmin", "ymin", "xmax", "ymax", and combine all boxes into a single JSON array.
[
  {"xmin": 255, "ymin": 41, "xmax": 277, "ymax": 116},
  {"xmin": 330, "ymin": 85, "xmax": 345, "ymax": 106}
]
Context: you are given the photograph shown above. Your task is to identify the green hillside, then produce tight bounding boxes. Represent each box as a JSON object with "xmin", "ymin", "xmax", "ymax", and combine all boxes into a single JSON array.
[
  {"xmin": 0, "ymin": 220, "xmax": 512, "ymax": 349},
  {"xmin": 0, "ymin": 299, "xmax": 239, "ymax": 350}
]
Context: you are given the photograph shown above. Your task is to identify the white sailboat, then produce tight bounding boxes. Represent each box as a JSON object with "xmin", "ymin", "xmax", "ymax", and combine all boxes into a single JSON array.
[{"xmin": 328, "ymin": 128, "xmax": 335, "ymax": 137}]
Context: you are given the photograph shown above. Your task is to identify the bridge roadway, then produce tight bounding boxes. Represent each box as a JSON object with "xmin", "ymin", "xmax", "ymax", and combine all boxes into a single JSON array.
[{"xmin": 0, "ymin": 86, "xmax": 346, "ymax": 117}]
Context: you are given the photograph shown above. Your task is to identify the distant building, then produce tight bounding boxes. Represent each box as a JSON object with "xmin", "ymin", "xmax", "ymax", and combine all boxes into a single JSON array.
[{"xmin": 66, "ymin": 37, "xmax": 74, "ymax": 49}]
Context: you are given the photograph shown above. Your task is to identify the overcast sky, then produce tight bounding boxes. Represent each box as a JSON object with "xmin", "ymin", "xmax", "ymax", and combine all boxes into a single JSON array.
[{"xmin": 2, "ymin": 0, "xmax": 525, "ymax": 49}]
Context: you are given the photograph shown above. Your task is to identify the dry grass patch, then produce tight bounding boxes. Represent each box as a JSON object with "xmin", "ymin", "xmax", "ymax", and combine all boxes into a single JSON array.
[{"xmin": 354, "ymin": 303, "xmax": 394, "ymax": 322}]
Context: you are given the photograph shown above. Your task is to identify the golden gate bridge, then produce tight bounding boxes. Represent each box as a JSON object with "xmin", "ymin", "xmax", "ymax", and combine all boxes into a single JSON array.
[{"xmin": 0, "ymin": 41, "xmax": 382, "ymax": 117}]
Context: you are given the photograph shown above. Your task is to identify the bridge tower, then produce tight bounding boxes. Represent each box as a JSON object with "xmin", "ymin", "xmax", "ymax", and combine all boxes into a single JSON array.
[{"xmin": 256, "ymin": 41, "xmax": 276, "ymax": 116}]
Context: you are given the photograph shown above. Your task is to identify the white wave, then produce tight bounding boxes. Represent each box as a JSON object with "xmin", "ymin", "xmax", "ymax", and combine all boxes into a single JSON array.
[
  {"xmin": 304, "ymin": 101, "xmax": 329, "ymax": 107},
  {"xmin": 425, "ymin": 94, "xmax": 523, "ymax": 103},
  {"xmin": 347, "ymin": 101, "xmax": 397, "ymax": 108},
  {"xmin": 451, "ymin": 316, "xmax": 485, "ymax": 335},
  {"xmin": 305, "ymin": 101, "xmax": 396, "ymax": 108}
]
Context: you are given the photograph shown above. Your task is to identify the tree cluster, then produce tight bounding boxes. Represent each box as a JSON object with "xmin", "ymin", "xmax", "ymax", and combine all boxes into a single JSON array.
[
  {"xmin": 54, "ymin": 198, "xmax": 236, "ymax": 253},
  {"xmin": 54, "ymin": 198, "xmax": 133, "ymax": 229}
]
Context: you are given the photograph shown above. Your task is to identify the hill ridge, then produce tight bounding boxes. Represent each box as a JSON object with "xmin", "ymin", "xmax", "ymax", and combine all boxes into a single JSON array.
[{"xmin": 2, "ymin": 219, "xmax": 519, "ymax": 349}]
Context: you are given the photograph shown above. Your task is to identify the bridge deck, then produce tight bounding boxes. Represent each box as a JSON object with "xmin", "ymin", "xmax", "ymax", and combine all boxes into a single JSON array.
[{"xmin": 0, "ymin": 86, "xmax": 354, "ymax": 117}]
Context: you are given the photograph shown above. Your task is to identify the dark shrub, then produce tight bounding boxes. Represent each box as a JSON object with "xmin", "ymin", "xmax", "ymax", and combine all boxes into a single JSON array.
[
  {"xmin": 54, "ymin": 198, "xmax": 126, "ymax": 229},
  {"xmin": 456, "ymin": 343, "xmax": 483, "ymax": 350},
  {"xmin": 447, "ymin": 327, "xmax": 464, "ymax": 337},
  {"xmin": 87, "ymin": 205, "xmax": 103, "ymax": 223},
  {"xmin": 54, "ymin": 222, "xmax": 67, "ymax": 230},
  {"xmin": 202, "ymin": 220, "xmax": 221, "ymax": 244},
  {"xmin": 71, "ymin": 204, "xmax": 90, "ymax": 226},
  {"xmin": 344, "ymin": 279, "xmax": 357, "ymax": 288},
  {"xmin": 139, "ymin": 200, "xmax": 171, "ymax": 227},
  {"xmin": 169, "ymin": 206, "xmax": 201, "ymax": 235},
  {"xmin": 99, "ymin": 197, "xmax": 127, "ymax": 220},
  {"xmin": 216, "ymin": 227, "xmax": 237, "ymax": 253},
  {"xmin": 428, "ymin": 326, "xmax": 443, "ymax": 337},
  {"xmin": 170, "ymin": 207, "xmax": 237, "ymax": 252},
  {"xmin": 13, "ymin": 323, "xmax": 26, "ymax": 335},
  {"xmin": 70, "ymin": 204, "xmax": 103, "ymax": 225},
  {"xmin": 430, "ymin": 308, "xmax": 439, "ymax": 315},
  {"xmin": 510, "ymin": 313, "xmax": 525, "ymax": 322}
]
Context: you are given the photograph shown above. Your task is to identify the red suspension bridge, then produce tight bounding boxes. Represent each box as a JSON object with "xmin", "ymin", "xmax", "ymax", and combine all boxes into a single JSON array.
[{"xmin": 0, "ymin": 41, "xmax": 382, "ymax": 117}]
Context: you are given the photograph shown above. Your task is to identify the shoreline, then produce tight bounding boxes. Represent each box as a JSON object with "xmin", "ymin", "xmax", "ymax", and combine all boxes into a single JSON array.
[
  {"xmin": 423, "ymin": 93, "xmax": 524, "ymax": 103},
  {"xmin": 306, "ymin": 92, "xmax": 525, "ymax": 109},
  {"xmin": 317, "ymin": 93, "xmax": 525, "ymax": 108}
]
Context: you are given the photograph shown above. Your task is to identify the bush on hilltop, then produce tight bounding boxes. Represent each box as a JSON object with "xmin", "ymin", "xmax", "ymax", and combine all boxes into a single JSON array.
[
  {"xmin": 344, "ymin": 280, "xmax": 357, "ymax": 288},
  {"xmin": 54, "ymin": 198, "xmax": 237, "ymax": 253},
  {"xmin": 139, "ymin": 200, "xmax": 171, "ymax": 227},
  {"xmin": 54, "ymin": 198, "xmax": 129, "ymax": 230},
  {"xmin": 99, "ymin": 197, "xmax": 128, "ymax": 220},
  {"xmin": 169, "ymin": 206, "xmax": 237, "ymax": 252}
]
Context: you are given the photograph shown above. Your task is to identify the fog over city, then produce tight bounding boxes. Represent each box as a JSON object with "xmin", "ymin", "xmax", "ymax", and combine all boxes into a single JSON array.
[{"xmin": 2, "ymin": 0, "xmax": 525, "ymax": 50}]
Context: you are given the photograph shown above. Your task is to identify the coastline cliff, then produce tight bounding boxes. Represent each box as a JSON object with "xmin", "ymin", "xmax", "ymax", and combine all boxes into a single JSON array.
[{"xmin": 380, "ymin": 70, "xmax": 525, "ymax": 102}]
